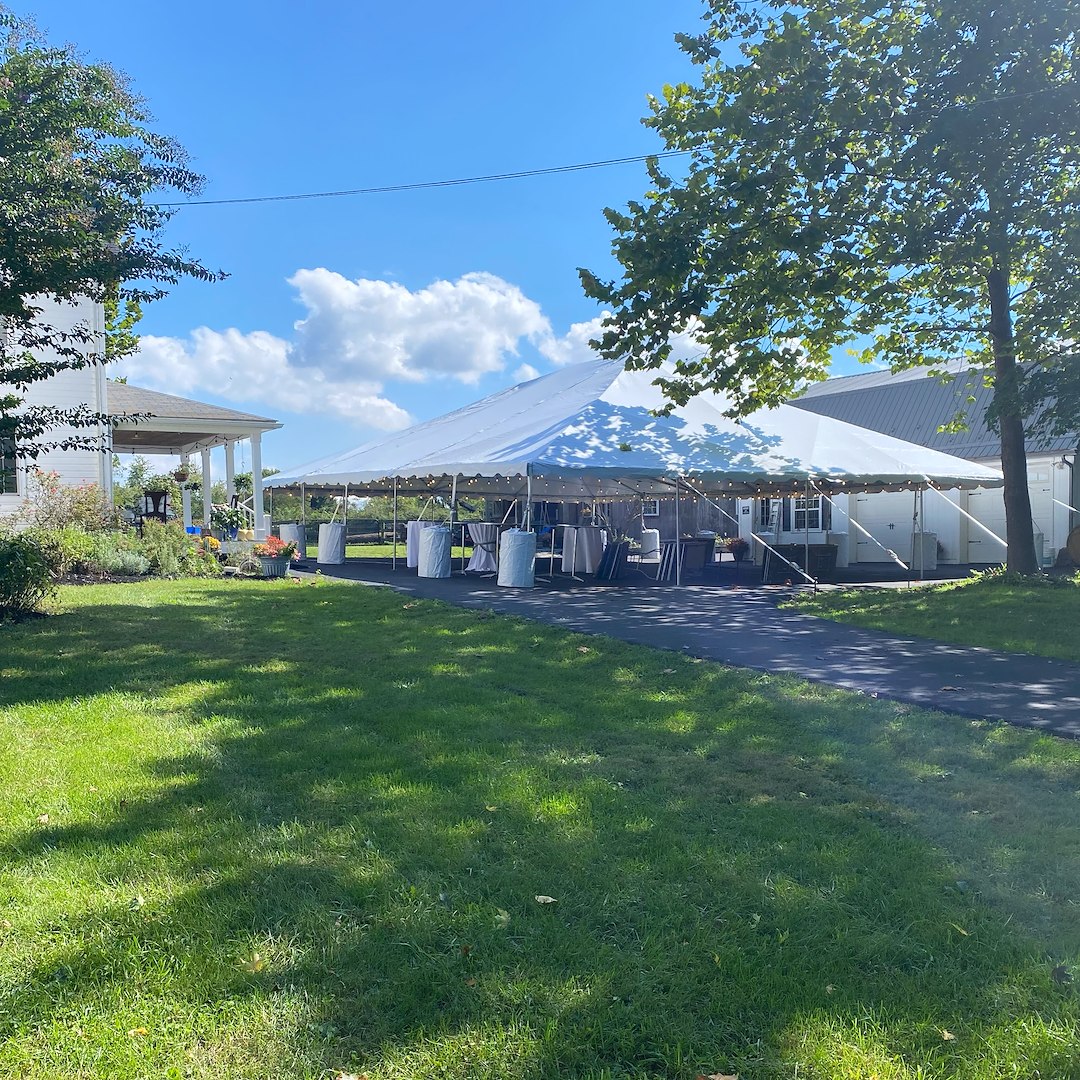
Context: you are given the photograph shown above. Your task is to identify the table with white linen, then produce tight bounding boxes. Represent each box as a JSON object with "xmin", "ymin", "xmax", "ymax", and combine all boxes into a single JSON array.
[
  {"xmin": 406, "ymin": 520, "xmax": 438, "ymax": 568},
  {"xmin": 418, "ymin": 525, "xmax": 452, "ymax": 578},
  {"xmin": 466, "ymin": 522, "xmax": 499, "ymax": 573},
  {"xmin": 560, "ymin": 525, "xmax": 607, "ymax": 575}
]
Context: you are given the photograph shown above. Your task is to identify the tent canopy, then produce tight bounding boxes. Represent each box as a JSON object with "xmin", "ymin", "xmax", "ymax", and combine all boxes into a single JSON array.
[{"xmin": 269, "ymin": 360, "xmax": 1003, "ymax": 499}]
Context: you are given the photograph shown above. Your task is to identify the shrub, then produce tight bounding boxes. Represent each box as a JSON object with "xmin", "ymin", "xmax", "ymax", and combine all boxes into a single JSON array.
[
  {"xmin": 84, "ymin": 534, "xmax": 150, "ymax": 577},
  {"xmin": 26, "ymin": 526, "xmax": 98, "ymax": 576},
  {"xmin": 19, "ymin": 470, "xmax": 121, "ymax": 532},
  {"xmin": 139, "ymin": 521, "xmax": 220, "ymax": 578},
  {"xmin": 0, "ymin": 533, "xmax": 56, "ymax": 616}
]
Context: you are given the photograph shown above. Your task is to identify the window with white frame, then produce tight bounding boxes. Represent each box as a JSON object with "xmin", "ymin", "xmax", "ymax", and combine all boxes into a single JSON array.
[
  {"xmin": 641, "ymin": 499, "xmax": 660, "ymax": 517},
  {"xmin": 793, "ymin": 495, "xmax": 822, "ymax": 531}
]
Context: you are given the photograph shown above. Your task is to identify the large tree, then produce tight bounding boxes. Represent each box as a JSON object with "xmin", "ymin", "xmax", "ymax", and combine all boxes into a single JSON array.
[
  {"xmin": 581, "ymin": 0, "xmax": 1080, "ymax": 574},
  {"xmin": 0, "ymin": 9, "xmax": 220, "ymax": 458}
]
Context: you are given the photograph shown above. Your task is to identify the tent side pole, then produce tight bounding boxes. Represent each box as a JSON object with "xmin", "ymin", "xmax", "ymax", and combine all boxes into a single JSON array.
[
  {"xmin": 450, "ymin": 474, "xmax": 460, "ymax": 573},
  {"xmin": 675, "ymin": 476, "xmax": 682, "ymax": 586},
  {"xmin": 920, "ymin": 484, "xmax": 926, "ymax": 579},
  {"xmin": 392, "ymin": 478, "xmax": 399, "ymax": 570},
  {"xmin": 805, "ymin": 476, "xmax": 813, "ymax": 594},
  {"xmin": 907, "ymin": 488, "xmax": 915, "ymax": 587}
]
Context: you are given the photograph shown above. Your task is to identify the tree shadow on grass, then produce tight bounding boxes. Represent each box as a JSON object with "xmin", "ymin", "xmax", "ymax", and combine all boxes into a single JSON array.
[{"xmin": 0, "ymin": 581, "xmax": 1077, "ymax": 1078}]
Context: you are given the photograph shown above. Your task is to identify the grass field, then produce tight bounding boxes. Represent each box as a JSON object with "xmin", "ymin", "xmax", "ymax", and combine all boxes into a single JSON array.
[
  {"xmin": 783, "ymin": 574, "xmax": 1080, "ymax": 662},
  {"xmin": 2, "ymin": 579, "xmax": 1079, "ymax": 1079}
]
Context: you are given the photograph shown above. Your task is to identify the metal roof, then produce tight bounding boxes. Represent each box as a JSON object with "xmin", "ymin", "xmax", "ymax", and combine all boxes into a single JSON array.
[{"xmin": 791, "ymin": 368, "xmax": 1078, "ymax": 459}]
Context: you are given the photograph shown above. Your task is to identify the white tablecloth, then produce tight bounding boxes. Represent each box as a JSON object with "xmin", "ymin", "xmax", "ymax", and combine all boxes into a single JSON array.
[
  {"xmin": 561, "ymin": 526, "xmax": 607, "ymax": 574},
  {"xmin": 406, "ymin": 520, "xmax": 438, "ymax": 568},
  {"xmin": 317, "ymin": 522, "xmax": 345, "ymax": 564},
  {"xmin": 466, "ymin": 522, "xmax": 499, "ymax": 573},
  {"xmin": 418, "ymin": 526, "xmax": 452, "ymax": 578},
  {"xmin": 497, "ymin": 529, "xmax": 536, "ymax": 587}
]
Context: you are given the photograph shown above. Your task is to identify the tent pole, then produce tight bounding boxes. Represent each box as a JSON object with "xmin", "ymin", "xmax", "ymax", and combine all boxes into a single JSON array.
[
  {"xmin": 392, "ymin": 478, "xmax": 399, "ymax": 570},
  {"xmin": 805, "ymin": 476, "xmax": 812, "ymax": 594},
  {"xmin": 450, "ymin": 474, "xmax": 460, "ymax": 573},
  {"xmin": 526, "ymin": 470, "xmax": 533, "ymax": 531},
  {"xmin": 344, "ymin": 483, "xmax": 349, "ymax": 559},
  {"xmin": 675, "ymin": 476, "xmax": 682, "ymax": 586},
  {"xmin": 301, "ymin": 483, "xmax": 306, "ymax": 553},
  {"xmin": 920, "ymin": 484, "xmax": 926, "ymax": 579},
  {"xmin": 910, "ymin": 487, "xmax": 919, "ymax": 587}
]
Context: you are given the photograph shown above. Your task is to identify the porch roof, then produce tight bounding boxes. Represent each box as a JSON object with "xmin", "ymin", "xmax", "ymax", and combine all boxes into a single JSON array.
[{"xmin": 108, "ymin": 381, "xmax": 281, "ymax": 455}]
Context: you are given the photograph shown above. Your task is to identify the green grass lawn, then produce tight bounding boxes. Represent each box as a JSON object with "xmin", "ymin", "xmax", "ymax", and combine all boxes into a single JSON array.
[
  {"xmin": 783, "ymin": 574, "xmax": 1080, "ymax": 662},
  {"xmin": 2, "ymin": 579, "xmax": 1079, "ymax": 1079}
]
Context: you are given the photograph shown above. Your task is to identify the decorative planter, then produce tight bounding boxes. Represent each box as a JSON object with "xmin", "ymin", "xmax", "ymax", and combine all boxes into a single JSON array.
[{"xmin": 258, "ymin": 555, "xmax": 289, "ymax": 578}]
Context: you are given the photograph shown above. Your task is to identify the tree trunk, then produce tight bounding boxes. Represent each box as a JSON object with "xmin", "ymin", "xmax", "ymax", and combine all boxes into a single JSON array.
[{"xmin": 986, "ymin": 262, "xmax": 1039, "ymax": 575}]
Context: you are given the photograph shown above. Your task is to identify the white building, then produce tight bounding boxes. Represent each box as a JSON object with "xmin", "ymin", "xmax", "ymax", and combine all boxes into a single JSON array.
[
  {"xmin": 737, "ymin": 366, "xmax": 1079, "ymax": 567},
  {"xmin": 1, "ymin": 297, "xmax": 281, "ymax": 536}
]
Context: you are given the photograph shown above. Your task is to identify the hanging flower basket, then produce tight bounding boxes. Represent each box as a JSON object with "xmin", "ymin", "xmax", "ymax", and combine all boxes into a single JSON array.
[{"xmin": 172, "ymin": 466, "xmax": 191, "ymax": 483}]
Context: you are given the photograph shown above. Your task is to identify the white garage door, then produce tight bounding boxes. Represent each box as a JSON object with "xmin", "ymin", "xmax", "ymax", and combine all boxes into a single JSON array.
[
  {"xmin": 852, "ymin": 491, "xmax": 918, "ymax": 563},
  {"xmin": 967, "ymin": 470, "xmax": 1052, "ymax": 564}
]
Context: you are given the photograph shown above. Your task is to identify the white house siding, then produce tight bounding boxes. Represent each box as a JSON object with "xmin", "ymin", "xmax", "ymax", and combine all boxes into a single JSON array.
[
  {"xmin": 0, "ymin": 296, "xmax": 107, "ymax": 523},
  {"xmin": 735, "ymin": 456, "xmax": 1071, "ymax": 568}
]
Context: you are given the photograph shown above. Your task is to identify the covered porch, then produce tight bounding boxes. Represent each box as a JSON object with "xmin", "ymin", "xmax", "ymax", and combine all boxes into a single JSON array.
[{"xmin": 108, "ymin": 381, "xmax": 281, "ymax": 538}]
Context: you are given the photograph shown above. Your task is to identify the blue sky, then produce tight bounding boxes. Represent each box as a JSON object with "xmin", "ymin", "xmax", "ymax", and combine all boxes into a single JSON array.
[{"xmin": 18, "ymin": 1, "xmax": 863, "ymax": 474}]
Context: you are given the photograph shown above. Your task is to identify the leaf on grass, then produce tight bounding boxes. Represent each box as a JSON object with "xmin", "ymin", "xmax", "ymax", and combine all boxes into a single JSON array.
[
  {"xmin": 36, "ymin": 813, "xmax": 49, "ymax": 825},
  {"xmin": 460, "ymin": 944, "xmax": 472, "ymax": 957},
  {"xmin": 127, "ymin": 1027, "xmax": 148, "ymax": 1037},
  {"xmin": 696, "ymin": 1073, "xmax": 738, "ymax": 1080},
  {"xmin": 535, "ymin": 895, "xmax": 558, "ymax": 905},
  {"xmin": 577, "ymin": 646, "xmax": 591, "ymax": 654},
  {"xmin": 240, "ymin": 953, "xmax": 266, "ymax": 973},
  {"xmin": 1052, "ymin": 963, "xmax": 1073, "ymax": 985},
  {"xmin": 825, "ymin": 984, "xmax": 835, "ymax": 994},
  {"xmin": 494, "ymin": 909, "xmax": 511, "ymax": 928},
  {"xmin": 464, "ymin": 977, "xmax": 477, "ymax": 987},
  {"xmin": 128, "ymin": 895, "xmax": 146, "ymax": 911},
  {"xmin": 403, "ymin": 602, "xmax": 417, "ymax": 609},
  {"xmin": 661, "ymin": 668, "xmax": 676, "ymax": 674},
  {"xmin": 485, "ymin": 805, "xmax": 498, "ymax": 812},
  {"xmin": 336, "ymin": 1074, "xmax": 369, "ymax": 1080},
  {"xmin": 948, "ymin": 922, "xmax": 970, "ymax": 936},
  {"xmin": 941, "ymin": 1029, "xmax": 956, "ymax": 1042}
]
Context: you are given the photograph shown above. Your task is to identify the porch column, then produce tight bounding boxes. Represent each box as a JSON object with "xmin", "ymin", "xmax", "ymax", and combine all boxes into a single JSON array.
[
  {"xmin": 250, "ymin": 432, "xmax": 267, "ymax": 539},
  {"xmin": 180, "ymin": 453, "xmax": 193, "ymax": 529},
  {"xmin": 224, "ymin": 441, "xmax": 236, "ymax": 503},
  {"xmin": 200, "ymin": 448, "xmax": 212, "ymax": 528}
]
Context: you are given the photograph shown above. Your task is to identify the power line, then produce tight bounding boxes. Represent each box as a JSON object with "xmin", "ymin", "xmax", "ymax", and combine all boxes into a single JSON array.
[
  {"xmin": 153, "ymin": 83, "xmax": 1075, "ymax": 210},
  {"xmin": 152, "ymin": 150, "xmax": 696, "ymax": 209}
]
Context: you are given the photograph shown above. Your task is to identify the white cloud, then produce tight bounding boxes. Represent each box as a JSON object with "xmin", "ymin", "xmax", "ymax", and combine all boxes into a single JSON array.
[
  {"xmin": 514, "ymin": 363, "xmax": 541, "ymax": 382},
  {"xmin": 287, "ymin": 269, "xmax": 552, "ymax": 385},
  {"xmin": 119, "ymin": 270, "xmax": 570, "ymax": 430},
  {"xmin": 120, "ymin": 328, "xmax": 413, "ymax": 431},
  {"xmin": 539, "ymin": 314, "xmax": 608, "ymax": 367}
]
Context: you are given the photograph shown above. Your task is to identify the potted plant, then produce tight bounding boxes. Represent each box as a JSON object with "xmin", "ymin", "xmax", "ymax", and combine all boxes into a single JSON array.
[
  {"xmin": 171, "ymin": 465, "xmax": 191, "ymax": 484},
  {"xmin": 252, "ymin": 535, "xmax": 298, "ymax": 577},
  {"xmin": 726, "ymin": 536, "xmax": 750, "ymax": 562},
  {"xmin": 210, "ymin": 505, "xmax": 245, "ymax": 540}
]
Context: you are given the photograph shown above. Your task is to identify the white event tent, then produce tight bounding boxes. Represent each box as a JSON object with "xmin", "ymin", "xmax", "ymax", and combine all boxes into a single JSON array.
[{"xmin": 269, "ymin": 359, "xmax": 1003, "ymax": 501}]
